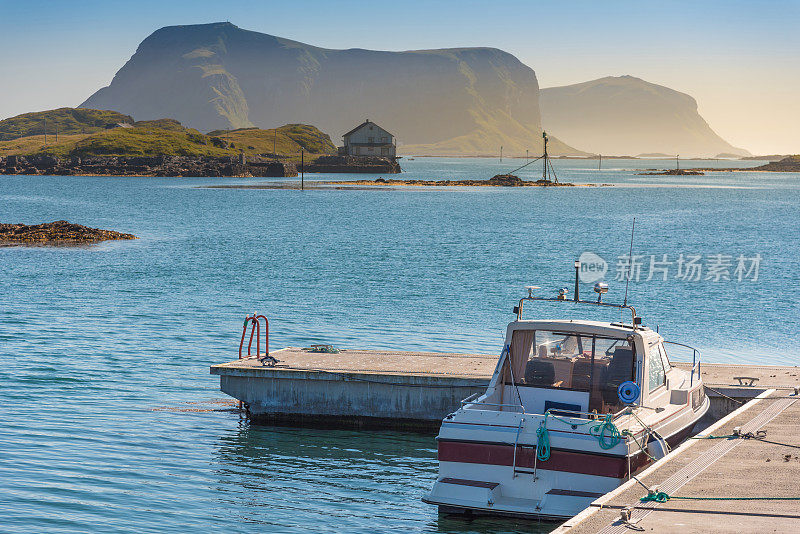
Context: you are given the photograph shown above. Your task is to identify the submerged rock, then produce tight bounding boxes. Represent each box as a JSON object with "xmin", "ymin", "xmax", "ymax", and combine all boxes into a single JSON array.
[{"xmin": 0, "ymin": 221, "xmax": 137, "ymax": 245}]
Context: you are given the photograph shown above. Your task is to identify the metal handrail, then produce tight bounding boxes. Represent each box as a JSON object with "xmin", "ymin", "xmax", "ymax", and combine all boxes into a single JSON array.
[
  {"xmin": 238, "ymin": 314, "xmax": 269, "ymax": 359},
  {"xmin": 458, "ymin": 400, "xmax": 629, "ymax": 421},
  {"xmin": 459, "ymin": 400, "xmax": 523, "ymax": 410},
  {"xmin": 516, "ymin": 296, "xmax": 639, "ymax": 330},
  {"xmin": 663, "ymin": 340, "xmax": 701, "ymax": 386}
]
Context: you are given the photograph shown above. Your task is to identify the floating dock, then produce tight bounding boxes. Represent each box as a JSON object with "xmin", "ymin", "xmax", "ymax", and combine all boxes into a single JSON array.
[{"xmin": 210, "ymin": 347, "xmax": 495, "ymax": 430}]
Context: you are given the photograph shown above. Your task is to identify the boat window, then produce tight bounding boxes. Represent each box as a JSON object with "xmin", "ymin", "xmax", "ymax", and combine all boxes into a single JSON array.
[
  {"xmin": 506, "ymin": 330, "xmax": 636, "ymax": 413},
  {"xmin": 592, "ymin": 337, "xmax": 637, "ymax": 413},
  {"xmin": 648, "ymin": 343, "xmax": 667, "ymax": 392},
  {"xmin": 658, "ymin": 343, "xmax": 671, "ymax": 372}
]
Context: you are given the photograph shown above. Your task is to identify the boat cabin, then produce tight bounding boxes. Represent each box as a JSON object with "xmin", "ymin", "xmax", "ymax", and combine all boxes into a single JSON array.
[{"xmin": 489, "ymin": 320, "xmax": 671, "ymax": 416}]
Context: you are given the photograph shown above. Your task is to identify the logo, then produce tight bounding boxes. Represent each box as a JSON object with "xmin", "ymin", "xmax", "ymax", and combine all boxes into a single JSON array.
[{"xmin": 579, "ymin": 251, "xmax": 607, "ymax": 283}]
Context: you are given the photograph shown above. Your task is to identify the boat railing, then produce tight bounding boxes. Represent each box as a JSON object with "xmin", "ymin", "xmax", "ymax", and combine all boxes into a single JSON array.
[
  {"xmin": 460, "ymin": 397, "xmax": 630, "ymax": 421},
  {"xmin": 664, "ymin": 340, "xmax": 701, "ymax": 386}
]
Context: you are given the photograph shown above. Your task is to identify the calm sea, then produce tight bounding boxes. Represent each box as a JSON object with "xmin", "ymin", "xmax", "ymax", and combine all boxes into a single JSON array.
[{"xmin": 2, "ymin": 157, "xmax": 799, "ymax": 533}]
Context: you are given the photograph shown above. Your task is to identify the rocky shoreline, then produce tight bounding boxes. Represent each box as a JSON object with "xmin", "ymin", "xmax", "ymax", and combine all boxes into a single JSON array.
[
  {"xmin": 0, "ymin": 221, "xmax": 137, "ymax": 245},
  {"xmin": 0, "ymin": 154, "xmax": 401, "ymax": 177},
  {"xmin": 0, "ymin": 154, "xmax": 297, "ymax": 177},
  {"xmin": 300, "ymin": 155, "xmax": 401, "ymax": 174}
]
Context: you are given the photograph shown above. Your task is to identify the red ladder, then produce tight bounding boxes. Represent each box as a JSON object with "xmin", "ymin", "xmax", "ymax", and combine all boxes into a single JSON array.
[{"xmin": 239, "ymin": 314, "xmax": 269, "ymax": 359}]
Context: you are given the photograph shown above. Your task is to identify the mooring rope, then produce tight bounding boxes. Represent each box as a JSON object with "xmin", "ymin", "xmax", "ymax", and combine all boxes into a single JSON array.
[{"xmin": 641, "ymin": 491, "xmax": 800, "ymax": 503}]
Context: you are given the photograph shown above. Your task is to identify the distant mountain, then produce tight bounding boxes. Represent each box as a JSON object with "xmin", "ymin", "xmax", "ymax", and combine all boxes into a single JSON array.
[
  {"xmin": 0, "ymin": 108, "xmax": 132, "ymax": 141},
  {"xmin": 80, "ymin": 22, "xmax": 580, "ymax": 156},
  {"xmin": 540, "ymin": 76, "xmax": 750, "ymax": 157}
]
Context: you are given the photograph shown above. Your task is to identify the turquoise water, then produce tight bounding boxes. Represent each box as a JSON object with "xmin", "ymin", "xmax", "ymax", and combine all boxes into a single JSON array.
[{"xmin": 2, "ymin": 157, "xmax": 799, "ymax": 533}]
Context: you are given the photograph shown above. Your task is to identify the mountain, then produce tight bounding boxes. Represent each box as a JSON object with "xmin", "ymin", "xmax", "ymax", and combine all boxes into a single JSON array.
[
  {"xmin": 0, "ymin": 108, "xmax": 133, "ymax": 141},
  {"xmin": 539, "ymin": 76, "xmax": 750, "ymax": 157},
  {"xmin": 80, "ymin": 22, "xmax": 580, "ymax": 156}
]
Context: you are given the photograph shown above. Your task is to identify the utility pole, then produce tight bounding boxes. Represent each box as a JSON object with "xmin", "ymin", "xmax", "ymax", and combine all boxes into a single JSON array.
[
  {"xmin": 301, "ymin": 148, "xmax": 304, "ymax": 191},
  {"xmin": 542, "ymin": 131, "xmax": 548, "ymax": 182},
  {"xmin": 500, "ymin": 146, "xmax": 503, "ymax": 162},
  {"xmin": 273, "ymin": 128, "xmax": 277, "ymax": 156},
  {"xmin": 599, "ymin": 154, "xmax": 602, "ymax": 170},
  {"xmin": 43, "ymin": 119, "xmax": 47, "ymax": 145},
  {"xmin": 526, "ymin": 149, "xmax": 529, "ymax": 161},
  {"xmin": 55, "ymin": 123, "xmax": 58, "ymax": 143},
  {"xmin": 676, "ymin": 154, "xmax": 679, "ymax": 170}
]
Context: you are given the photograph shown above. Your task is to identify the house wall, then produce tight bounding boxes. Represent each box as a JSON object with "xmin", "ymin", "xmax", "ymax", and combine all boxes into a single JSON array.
[{"xmin": 345, "ymin": 123, "xmax": 393, "ymax": 145}]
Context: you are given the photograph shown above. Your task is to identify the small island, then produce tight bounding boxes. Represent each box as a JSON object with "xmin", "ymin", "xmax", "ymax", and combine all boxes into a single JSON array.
[
  {"xmin": 326, "ymin": 174, "xmax": 584, "ymax": 187},
  {"xmin": 637, "ymin": 169, "xmax": 705, "ymax": 176},
  {"xmin": 0, "ymin": 221, "xmax": 137, "ymax": 245}
]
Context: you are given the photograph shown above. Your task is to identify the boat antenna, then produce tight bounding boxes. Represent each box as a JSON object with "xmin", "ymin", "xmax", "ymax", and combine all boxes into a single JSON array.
[{"xmin": 623, "ymin": 217, "xmax": 636, "ymax": 306}]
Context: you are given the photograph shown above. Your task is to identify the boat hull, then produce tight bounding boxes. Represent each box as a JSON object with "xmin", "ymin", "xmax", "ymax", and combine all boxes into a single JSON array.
[{"xmin": 425, "ymin": 396, "xmax": 709, "ymax": 520}]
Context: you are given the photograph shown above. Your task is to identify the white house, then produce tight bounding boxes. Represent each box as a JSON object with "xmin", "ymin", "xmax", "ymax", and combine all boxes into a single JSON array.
[{"xmin": 340, "ymin": 120, "xmax": 396, "ymax": 158}]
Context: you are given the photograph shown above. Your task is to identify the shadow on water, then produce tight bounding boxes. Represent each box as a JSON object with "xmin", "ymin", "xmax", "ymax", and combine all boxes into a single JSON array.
[{"xmin": 211, "ymin": 421, "xmax": 560, "ymax": 533}]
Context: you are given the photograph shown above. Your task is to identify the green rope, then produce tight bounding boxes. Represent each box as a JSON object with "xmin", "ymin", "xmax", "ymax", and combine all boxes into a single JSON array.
[
  {"xmin": 536, "ymin": 421, "xmax": 551, "ymax": 461},
  {"xmin": 536, "ymin": 411, "xmax": 623, "ymax": 462},
  {"xmin": 589, "ymin": 414, "xmax": 624, "ymax": 450},
  {"xmin": 689, "ymin": 434, "xmax": 738, "ymax": 440},
  {"xmin": 641, "ymin": 491, "xmax": 800, "ymax": 503}
]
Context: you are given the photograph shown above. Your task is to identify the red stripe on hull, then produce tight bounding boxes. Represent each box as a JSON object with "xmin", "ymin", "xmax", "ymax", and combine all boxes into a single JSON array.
[
  {"xmin": 438, "ymin": 426, "xmax": 694, "ymax": 479},
  {"xmin": 438, "ymin": 440, "xmax": 629, "ymax": 478}
]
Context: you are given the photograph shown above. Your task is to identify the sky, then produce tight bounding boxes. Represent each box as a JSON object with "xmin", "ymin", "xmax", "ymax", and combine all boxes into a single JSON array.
[{"xmin": 1, "ymin": 0, "xmax": 798, "ymax": 154}]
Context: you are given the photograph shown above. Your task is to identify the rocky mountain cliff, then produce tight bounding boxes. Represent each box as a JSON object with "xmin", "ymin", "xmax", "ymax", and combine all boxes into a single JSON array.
[
  {"xmin": 80, "ymin": 23, "xmax": 579, "ymax": 156},
  {"xmin": 540, "ymin": 76, "xmax": 749, "ymax": 157}
]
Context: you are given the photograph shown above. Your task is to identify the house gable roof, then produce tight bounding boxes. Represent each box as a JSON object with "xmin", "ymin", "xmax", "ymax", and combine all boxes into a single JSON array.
[{"xmin": 342, "ymin": 120, "xmax": 393, "ymax": 139}]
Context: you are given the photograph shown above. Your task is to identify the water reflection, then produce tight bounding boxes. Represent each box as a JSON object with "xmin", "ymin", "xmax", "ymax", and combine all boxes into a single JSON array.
[{"xmin": 212, "ymin": 422, "xmax": 558, "ymax": 533}]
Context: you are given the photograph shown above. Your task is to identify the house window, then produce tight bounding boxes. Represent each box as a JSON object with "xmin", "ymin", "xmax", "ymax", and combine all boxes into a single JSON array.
[
  {"xmin": 368, "ymin": 137, "xmax": 374, "ymax": 143},
  {"xmin": 368, "ymin": 146, "xmax": 374, "ymax": 152},
  {"xmin": 381, "ymin": 136, "xmax": 388, "ymax": 143}
]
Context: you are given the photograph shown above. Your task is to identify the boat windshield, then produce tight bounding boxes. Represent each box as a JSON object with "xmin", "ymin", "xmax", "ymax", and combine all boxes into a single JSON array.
[{"xmin": 504, "ymin": 329, "xmax": 637, "ymax": 413}]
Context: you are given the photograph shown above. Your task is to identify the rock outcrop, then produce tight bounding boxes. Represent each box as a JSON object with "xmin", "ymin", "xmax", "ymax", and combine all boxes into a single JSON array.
[{"xmin": 0, "ymin": 221, "xmax": 137, "ymax": 245}]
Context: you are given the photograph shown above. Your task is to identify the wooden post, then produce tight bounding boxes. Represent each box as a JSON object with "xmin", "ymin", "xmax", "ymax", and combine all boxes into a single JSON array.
[
  {"xmin": 500, "ymin": 146, "xmax": 503, "ymax": 162},
  {"xmin": 301, "ymin": 148, "xmax": 304, "ymax": 191},
  {"xmin": 599, "ymin": 154, "xmax": 602, "ymax": 170},
  {"xmin": 43, "ymin": 119, "xmax": 47, "ymax": 145}
]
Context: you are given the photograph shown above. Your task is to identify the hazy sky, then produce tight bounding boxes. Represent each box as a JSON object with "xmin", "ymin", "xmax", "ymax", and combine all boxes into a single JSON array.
[{"xmin": 1, "ymin": 0, "xmax": 797, "ymax": 154}]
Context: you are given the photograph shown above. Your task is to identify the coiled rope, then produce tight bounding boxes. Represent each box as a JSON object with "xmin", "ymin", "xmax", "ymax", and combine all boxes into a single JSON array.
[{"xmin": 536, "ymin": 412, "xmax": 624, "ymax": 461}]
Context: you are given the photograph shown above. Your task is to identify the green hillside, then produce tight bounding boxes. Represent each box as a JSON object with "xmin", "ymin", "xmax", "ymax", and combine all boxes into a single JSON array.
[
  {"xmin": 207, "ymin": 124, "xmax": 336, "ymax": 155},
  {"xmin": 0, "ymin": 116, "xmax": 336, "ymax": 159},
  {"xmin": 0, "ymin": 108, "xmax": 133, "ymax": 141}
]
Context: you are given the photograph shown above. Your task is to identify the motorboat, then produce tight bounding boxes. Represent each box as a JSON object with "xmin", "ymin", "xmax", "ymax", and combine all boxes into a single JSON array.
[{"xmin": 424, "ymin": 281, "xmax": 709, "ymax": 520}]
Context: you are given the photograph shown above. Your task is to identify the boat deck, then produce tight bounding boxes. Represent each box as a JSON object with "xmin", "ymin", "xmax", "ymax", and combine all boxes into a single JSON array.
[{"xmin": 554, "ymin": 388, "xmax": 800, "ymax": 533}]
